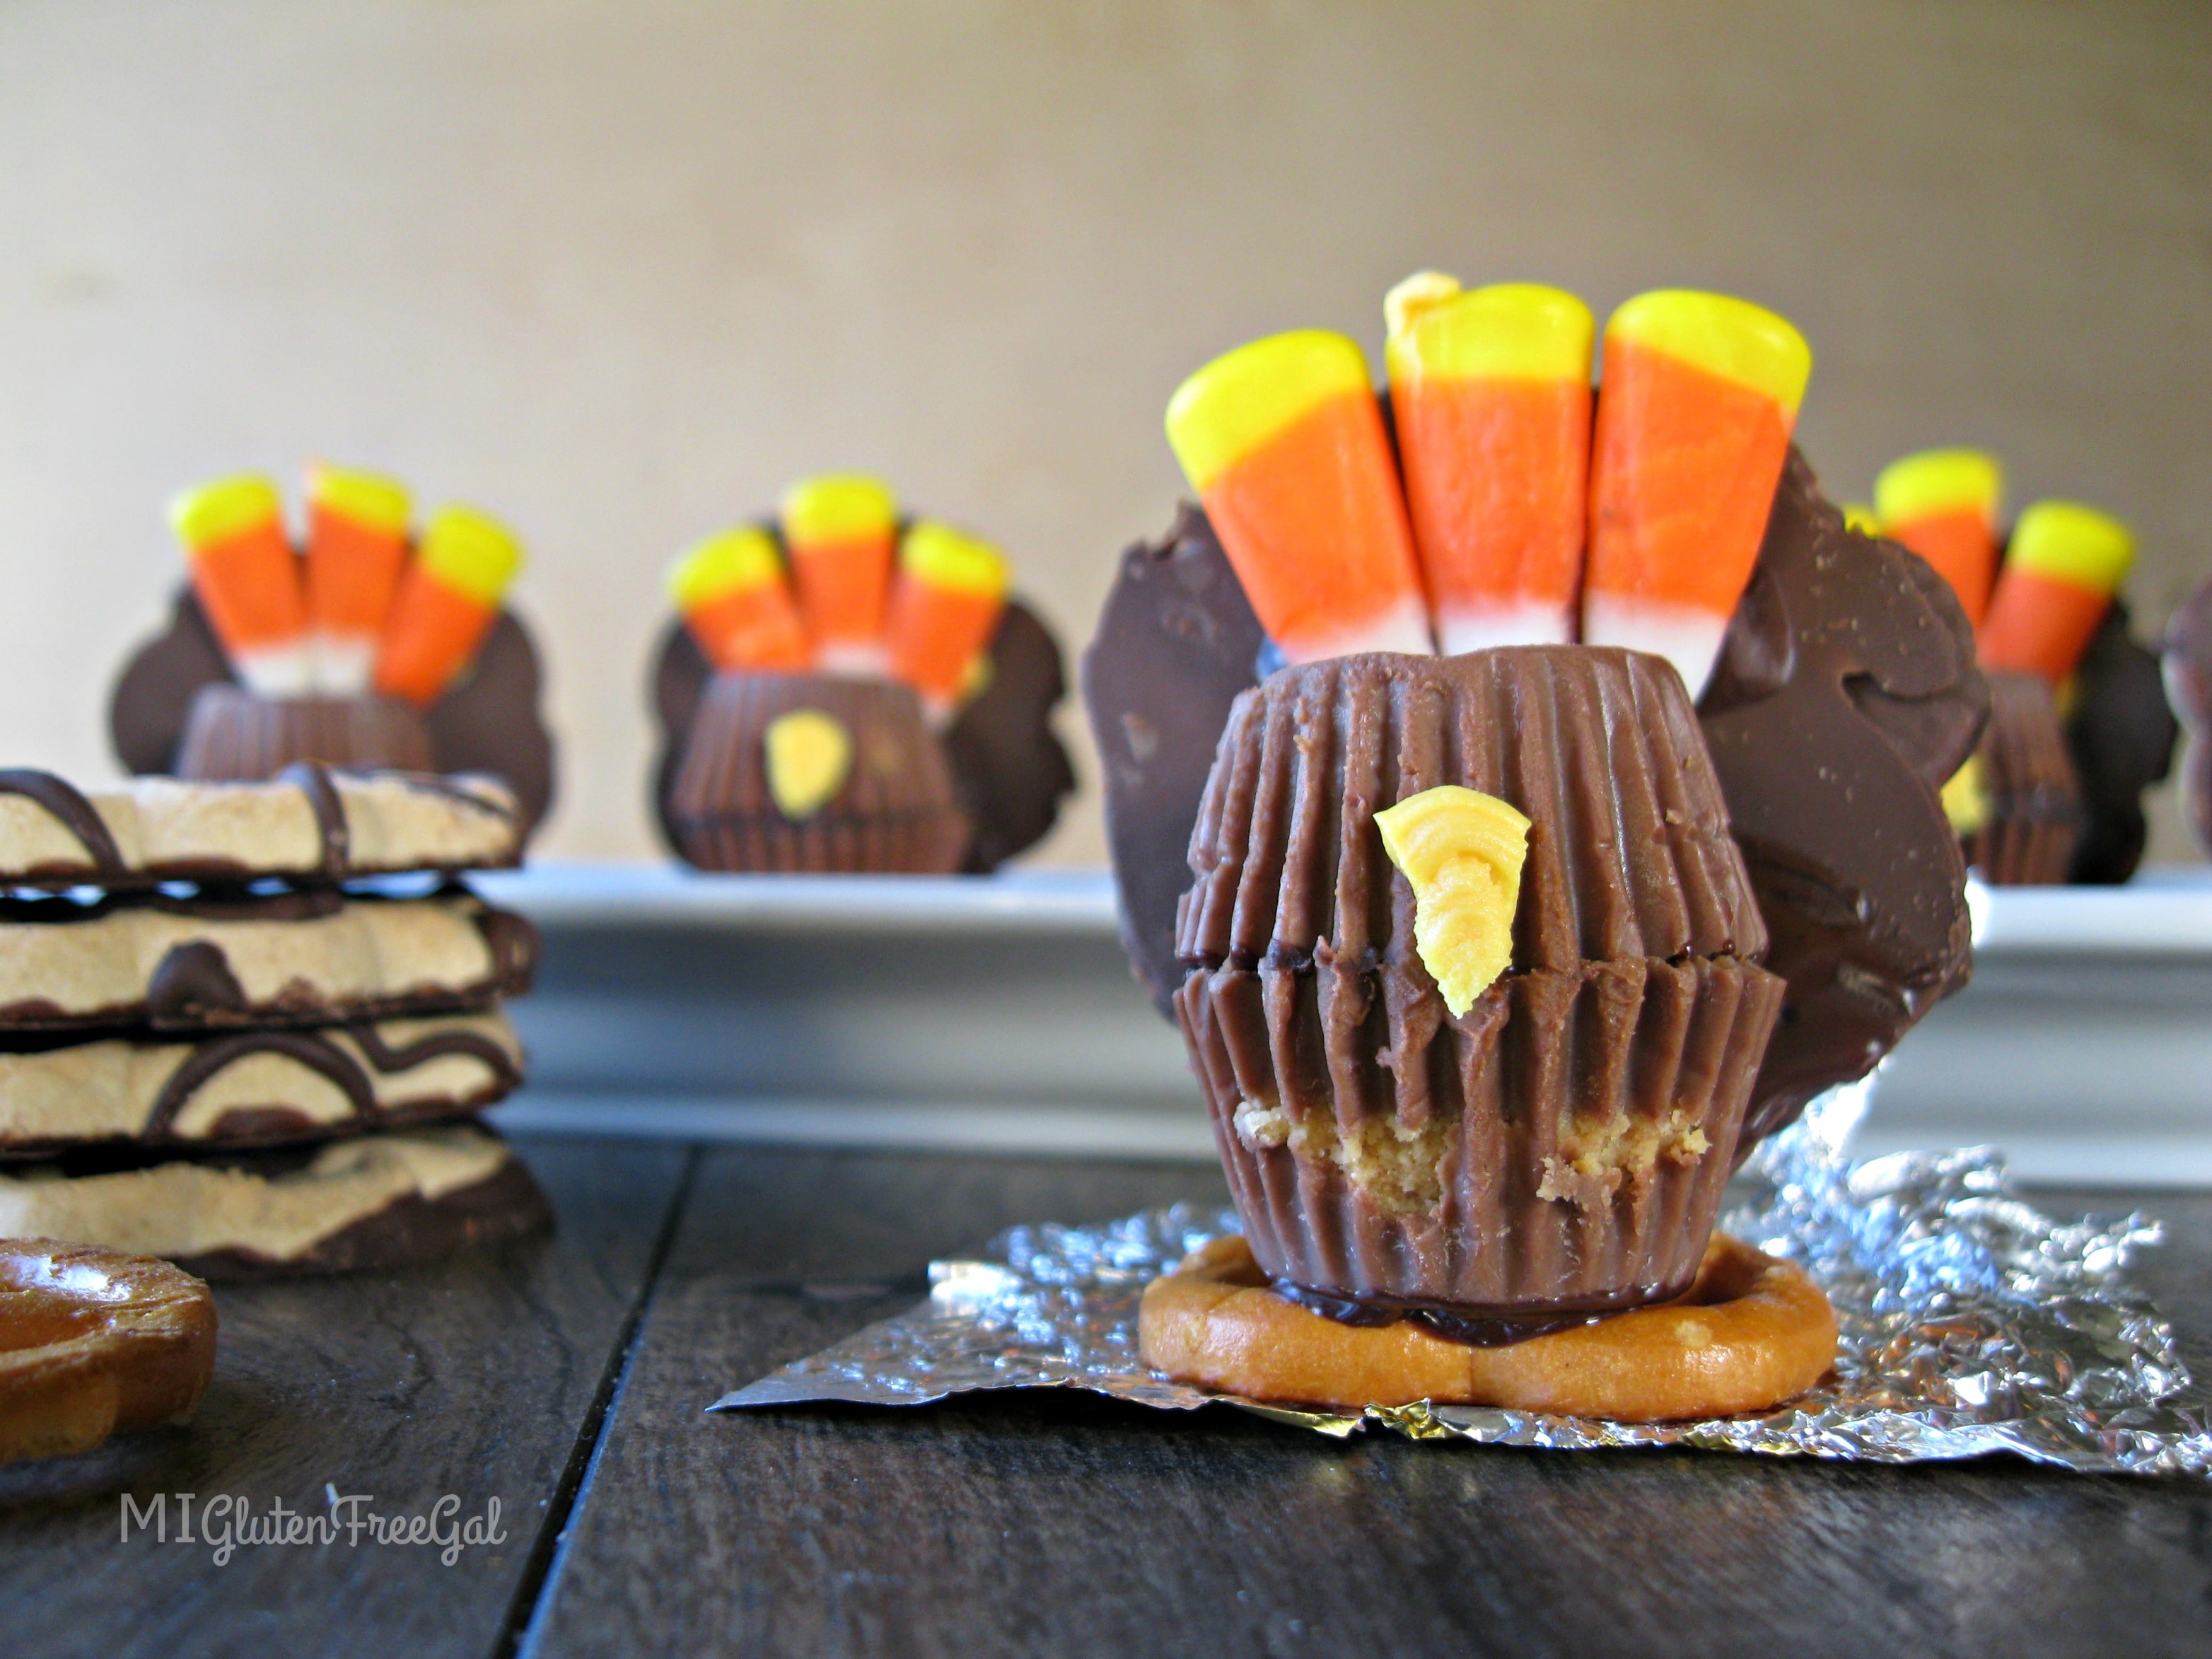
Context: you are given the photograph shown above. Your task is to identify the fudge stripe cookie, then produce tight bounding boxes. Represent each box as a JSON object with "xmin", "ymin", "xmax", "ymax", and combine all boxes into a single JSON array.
[
  {"xmin": 0, "ymin": 1012, "xmax": 523, "ymax": 1154},
  {"xmin": 0, "ymin": 1125, "xmax": 551, "ymax": 1279},
  {"xmin": 0, "ymin": 888, "xmax": 535, "ymax": 1033},
  {"xmin": 0, "ymin": 765, "xmax": 522, "ymax": 890}
]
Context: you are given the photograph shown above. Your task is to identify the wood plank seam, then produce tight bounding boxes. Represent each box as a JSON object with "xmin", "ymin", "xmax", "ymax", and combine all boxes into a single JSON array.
[{"xmin": 499, "ymin": 1143, "xmax": 702, "ymax": 1658}]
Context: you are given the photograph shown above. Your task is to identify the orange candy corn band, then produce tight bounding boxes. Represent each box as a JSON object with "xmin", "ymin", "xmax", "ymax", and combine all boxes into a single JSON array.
[
  {"xmin": 1167, "ymin": 330, "xmax": 1431, "ymax": 663},
  {"xmin": 781, "ymin": 475, "xmax": 898, "ymax": 673},
  {"xmin": 886, "ymin": 521, "xmax": 1011, "ymax": 714},
  {"xmin": 170, "ymin": 477, "xmax": 311, "ymax": 697},
  {"xmin": 1978, "ymin": 501, "xmax": 2134, "ymax": 685},
  {"xmin": 1583, "ymin": 291, "xmax": 1811, "ymax": 698},
  {"xmin": 372, "ymin": 506, "xmax": 525, "ymax": 707},
  {"xmin": 1387, "ymin": 281, "xmax": 1595, "ymax": 653},
  {"xmin": 373, "ymin": 579, "xmax": 496, "ymax": 706},
  {"xmin": 305, "ymin": 465, "xmax": 412, "ymax": 694},
  {"xmin": 668, "ymin": 528, "xmax": 811, "ymax": 673},
  {"xmin": 1875, "ymin": 450, "xmax": 2002, "ymax": 626},
  {"xmin": 683, "ymin": 586, "xmax": 813, "ymax": 672},
  {"xmin": 1891, "ymin": 508, "xmax": 1999, "ymax": 627}
]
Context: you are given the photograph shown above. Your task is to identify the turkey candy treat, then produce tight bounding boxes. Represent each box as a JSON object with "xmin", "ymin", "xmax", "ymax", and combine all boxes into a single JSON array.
[
  {"xmin": 1090, "ymin": 453, "xmax": 1981, "ymax": 1160},
  {"xmin": 1870, "ymin": 453, "xmax": 2175, "ymax": 885},
  {"xmin": 1086, "ymin": 276, "xmax": 1952, "ymax": 1419},
  {"xmin": 1968, "ymin": 501, "xmax": 2155, "ymax": 885},
  {"xmin": 649, "ymin": 475, "xmax": 1075, "ymax": 873},
  {"xmin": 0, "ymin": 1240, "xmax": 217, "ymax": 1465},
  {"xmin": 1090, "ymin": 275, "xmax": 1988, "ymax": 1415},
  {"xmin": 0, "ymin": 1125, "xmax": 549, "ymax": 1281},
  {"xmin": 112, "ymin": 468, "xmax": 556, "ymax": 837}
]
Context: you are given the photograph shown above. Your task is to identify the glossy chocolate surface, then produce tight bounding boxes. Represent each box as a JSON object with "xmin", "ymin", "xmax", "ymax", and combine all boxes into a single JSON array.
[
  {"xmin": 1082, "ymin": 504, "xmax": 1268, "ymax": 1014},
  {"xmin": 1094, "ymin": 450, "xmax": 1984, "ymax": 1158}
]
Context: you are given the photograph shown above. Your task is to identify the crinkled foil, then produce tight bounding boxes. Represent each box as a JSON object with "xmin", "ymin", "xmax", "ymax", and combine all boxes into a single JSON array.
[{"xmin": 712, "ymin": 1083, "xmax": 2212, "ymax": 1476}]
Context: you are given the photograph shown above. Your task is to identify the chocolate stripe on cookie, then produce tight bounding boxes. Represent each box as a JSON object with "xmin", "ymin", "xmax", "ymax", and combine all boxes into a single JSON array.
[
  {"xmin": 0, "ymin": 769, "xmax": 126, "ymax": 876},
  {"xmin": 276, "ymin": 759, "xmax": 350, "ymax": 878},
  {"xmin": 0, "ymin": 1011, "xmax": 522, "ymax": 1154},
  {"xmin": 0, "ymin": 890, "xmax": 536, "ymax": 1035}
]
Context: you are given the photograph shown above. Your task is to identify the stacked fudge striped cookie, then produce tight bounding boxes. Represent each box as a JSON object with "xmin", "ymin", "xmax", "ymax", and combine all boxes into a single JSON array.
[{"xmin": 0, "ymin": 764, "xmax": 549, "ymax": 1276}]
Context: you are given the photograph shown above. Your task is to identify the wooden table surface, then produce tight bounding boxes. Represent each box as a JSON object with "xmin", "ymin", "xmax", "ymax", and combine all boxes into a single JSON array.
[{"xmin": 5, "ymin": 1136, "xmax": 2209, "ymax": 1659}]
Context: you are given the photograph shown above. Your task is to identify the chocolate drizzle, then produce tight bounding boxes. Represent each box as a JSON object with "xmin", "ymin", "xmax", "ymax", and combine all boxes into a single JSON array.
[
  {"xmin": 1272, "ymin": 1276, "xmax": 1695, "ymax": 1348},
  {"xmin": 275, "ymin": 761, "xmax": 349, "ymax": 879},
  {"xmin": 0, "ymin": 769, "xmax": 125, "ymax": 876},
  {"xmin": 343, "ymin": 1019, "xmax": 523, "ymax": 1087},
  {"xmin": 0, "ymin": 888, "xmax": 535, "ymax": 1035},
  {"xmin": 138, "ymin": 1020, "xmax": 520, "ymax": 1143},
  {"xmin": 0, "ymin": 770, "xmax": 522, "ymax": 893},
  {"xmin": 144, "ymin": 942, "xmax": 250, "ymax": 1025}
]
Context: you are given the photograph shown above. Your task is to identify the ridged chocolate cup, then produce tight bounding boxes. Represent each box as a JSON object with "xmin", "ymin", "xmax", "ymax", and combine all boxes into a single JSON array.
[
  {"xmin": 174, "ymin": 687, "xmax": 435, "ymax": 780},
  {"xmin": 1964, "ymin": 670, "xmax": 2082, "ymax": 886},
  {"xmin": 1173, "ymin": 647, "xmax": 1783, "ymax": 1316},
  {"xmin": 667, "ymin": 671, "xmax": 969, "ymax": 873}
]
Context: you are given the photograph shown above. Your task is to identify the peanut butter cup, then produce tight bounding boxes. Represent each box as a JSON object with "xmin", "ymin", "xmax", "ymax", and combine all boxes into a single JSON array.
[
  {"xmin": 1177, "ymin": 647, "xmax": 1783, "ymax": 1322},
  {"xmin": 1960, "ymin": 670, "xmax": 2083, "ymax": 885},
  {"xmin": 665, "ymin": 672, "xmax": 970, "ymax": 875}
]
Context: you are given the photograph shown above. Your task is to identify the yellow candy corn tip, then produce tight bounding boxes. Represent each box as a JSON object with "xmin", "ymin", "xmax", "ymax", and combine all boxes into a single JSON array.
[
  {"xmin": 308, "ymin": 464, "xmax": 412, "ymax": 537},
  {"xmin": 764, "ymin": 709, "xmax": 854, "ymax": 821},
  {"xmin": 1874, "ymin": 449, "xmax": 2003, "ymax": 525},
  {"xmin": 1382, "ymin": 271, "xmax": 1462, "ymax": 342},
  {"xmin": 1841, "ymin": 502, "xmax": 1882, "ymax": 536},
  {"xmin": 667, "ymin": 526, "xmax": 785, "ymax": 610},
  {"xmin": 2008, "ymin": 500, "xmax": 2134, "ymax": 594},
  {"xmin": 1165, "ymin": 328, "xmax": 1375, "ymax": 493},
  {"xmin": 418, "ymin": 505, "xmax": 525, "ymax": 606},
  {"xmin": 900, "ymin": 520, "xmax": 1009, "ymax": 598},
  {"xmin": 780, "ymin": 475, "xmax": 898, "ymax": 547},
  {"xmin": 1373, "ymin": 785, "xmax": 1531, "ymax": 1019},
  {"xmin": 1606, "ymin": 289, "xmax": 1812, "ymax": 414},
  {"xmin": 1387, "ymin": 281, "xmax": 1595, "ymax": 386},
  {"xmin": 171, "ymin": 475, "xmax": 284, "ymax": 551},
  {"xmin": 1940, "ymin": 754, "xmax": 1990, "ymax": 838}
]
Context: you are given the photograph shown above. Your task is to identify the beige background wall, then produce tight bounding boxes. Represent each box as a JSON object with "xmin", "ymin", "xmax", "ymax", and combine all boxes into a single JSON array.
[{"xmin": 3, "ymin": 0, "xmax": 2208, "ymax": 866}]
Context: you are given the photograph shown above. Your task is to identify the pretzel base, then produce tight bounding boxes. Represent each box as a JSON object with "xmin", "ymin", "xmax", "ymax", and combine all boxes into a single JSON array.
[
  {"xmin": 1139, "ymin": 1231, "xmax": 1836, "ymax": 1423},
  {"xmin": 1, "ymin": 1239, "xmax": 217, "ymax": 1464}
]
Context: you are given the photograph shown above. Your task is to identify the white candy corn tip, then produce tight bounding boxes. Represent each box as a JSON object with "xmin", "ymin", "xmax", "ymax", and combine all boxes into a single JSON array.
[
  {"xmin": 1578, "ymin": 594, "xmax": 1730, "ymax": 700},
  {"xmin": 815, "ymin": 641, "xmax": 893, "ymax": 678},
  {"xmin": 233, "ymin": 643, "xmax": 314, "ymax": 699},
  {"xmin": 1278, "ymin": 597, "xmax": 1436, "ymax": 665},
  {"xmin": 308, "ymin": 634, "xmax": 377, "ymax": 697},
  {"xmin": 1436, "ymin": 602, "xmax": 1577, "ymax": 657}
]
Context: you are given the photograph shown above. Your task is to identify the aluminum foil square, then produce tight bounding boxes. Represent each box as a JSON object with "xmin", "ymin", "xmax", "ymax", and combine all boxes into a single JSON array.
[{"xmin": 711, "ymin": 1083, "xmax": 2212, "ymax": 1476}]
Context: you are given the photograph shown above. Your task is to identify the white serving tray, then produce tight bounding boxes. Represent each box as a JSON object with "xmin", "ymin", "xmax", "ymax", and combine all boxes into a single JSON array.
[{"xmin": 483, "ymin": 863, "xmax": 2212, "ymax": 1187}]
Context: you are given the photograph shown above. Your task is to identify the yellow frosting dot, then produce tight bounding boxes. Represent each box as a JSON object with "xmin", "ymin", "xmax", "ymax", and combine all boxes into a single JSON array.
[
  {"xmin": 764, "ymin": 709, "xmax": 854, "ymax": 820},
  {"xmin": 1373, "ymin": 784, "xmax": 1532, "ymax": 1018}
]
